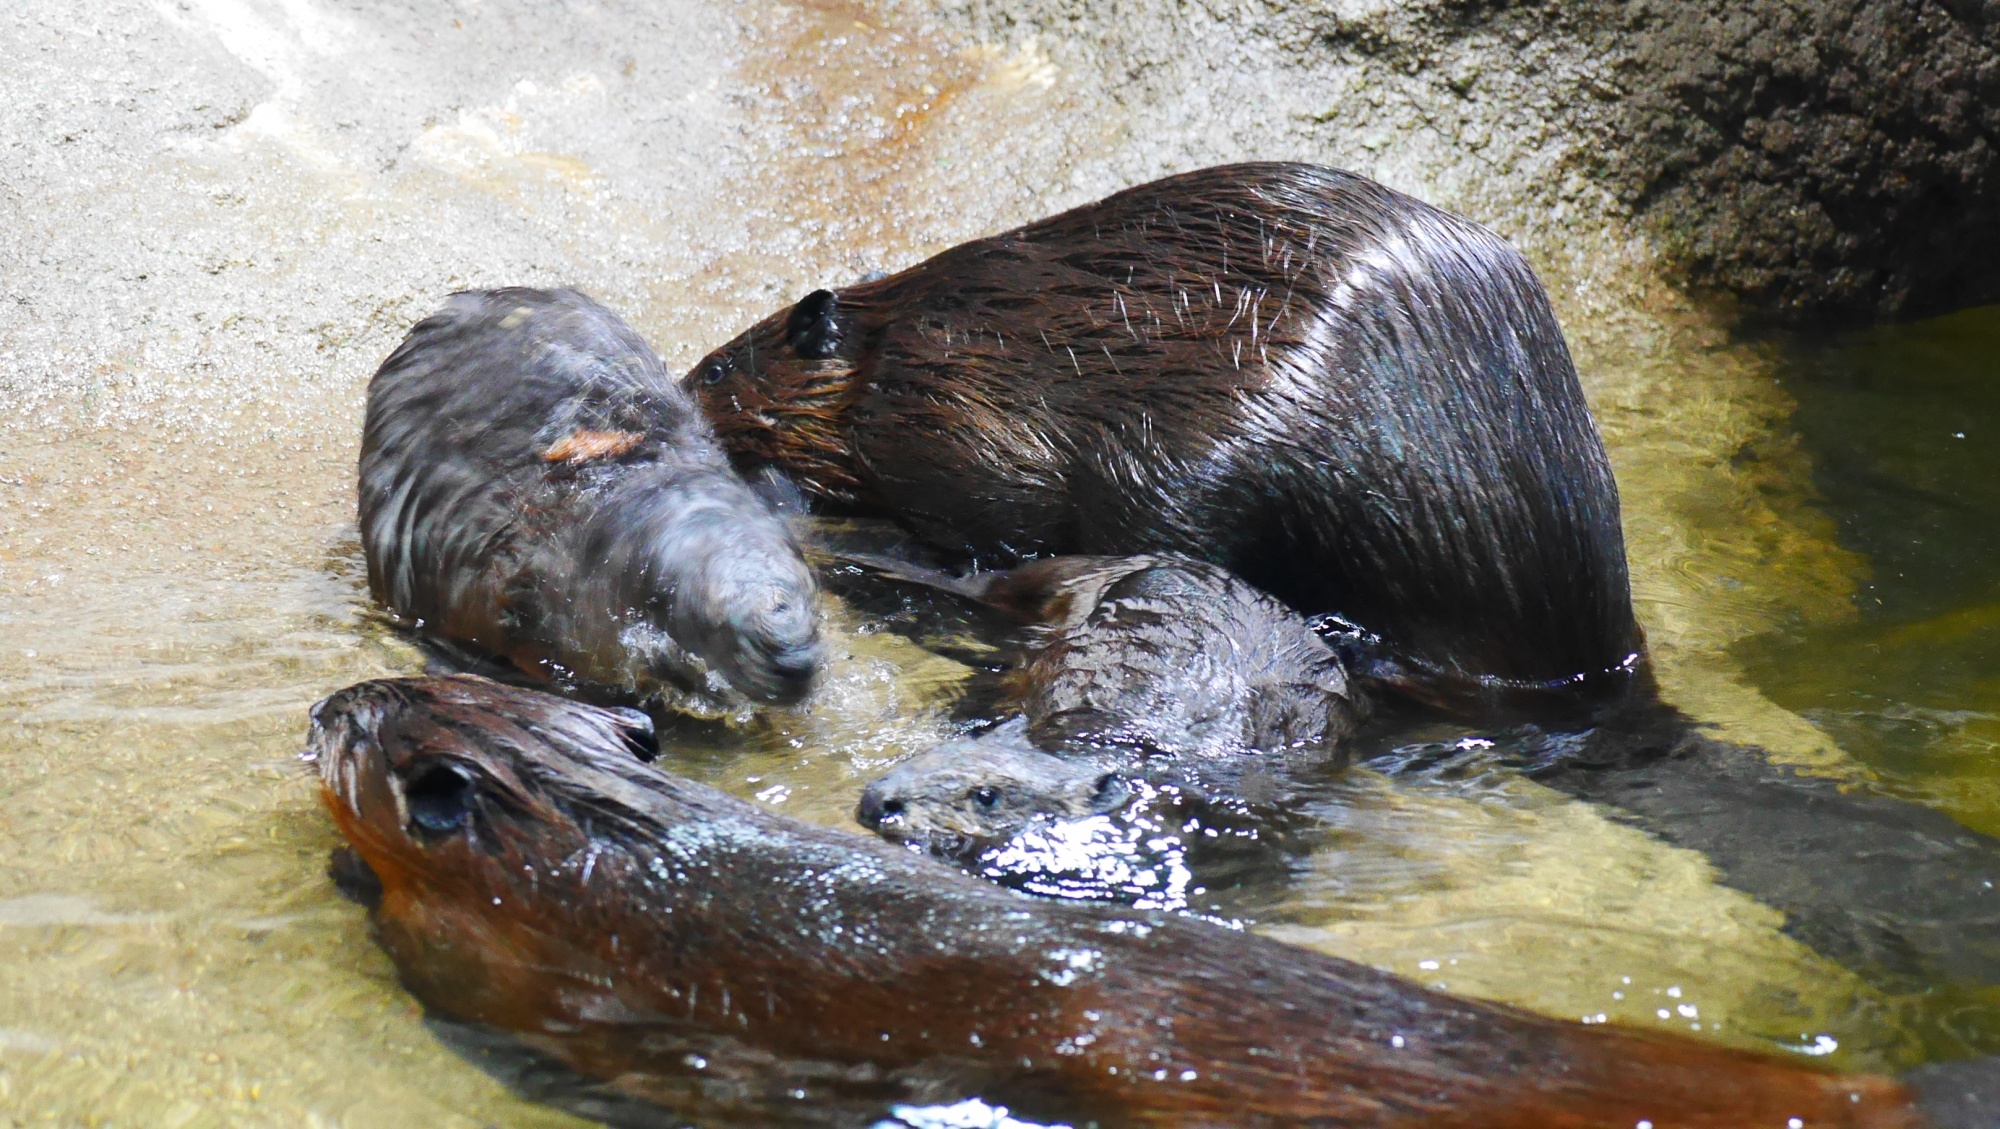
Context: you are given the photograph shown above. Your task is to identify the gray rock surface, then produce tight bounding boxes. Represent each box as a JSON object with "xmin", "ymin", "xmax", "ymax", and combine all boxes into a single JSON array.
[{"xmin": 937, "ymin": 0, "xmax": 2000, "ymax": 322}]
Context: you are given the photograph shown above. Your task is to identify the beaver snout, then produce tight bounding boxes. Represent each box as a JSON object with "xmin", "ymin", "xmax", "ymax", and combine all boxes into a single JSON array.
[
  {"xmin": 722, "ymin": 586, "xmax": 823, "ymax": 706},
  {"xmin": 854, "ymin": 785, "xmax": 906, "ymax": 831},
  {"xmin": 750, "ymin": 639, "xmax": 820, "ymax": 705}
]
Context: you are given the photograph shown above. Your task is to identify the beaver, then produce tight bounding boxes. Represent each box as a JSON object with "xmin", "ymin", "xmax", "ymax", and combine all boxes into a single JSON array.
[
  {"xmin": 842, "ymin": 551, "xmax": 1365, "ymax": 761},
  {"xmin": 310, "ymin": 673, "xmax": 1995, "ymax": 1129},
  {"xmin": 858, "ymin": 666, "xmax": 2000, "ymax": 993},
  {"xmin": 359, "ymin": 288, "xmax": 822, "ymax": 712},
  {"xmin": 835, "ymin": 551, "xmax": 1356, "ymax": 903},
  {"xmin": 857, "ymin": 719, "xmax": 1134, "ymax": 858},
  {"xmin": 833, "ymin": 544, "xmax": 2000, "ymax": 1001},
  {"xmin": 855, "ymin": 721, "xmax": 1293, "ymax": 913},
  {"xmin": 687, "ymin": 162, "xmax": 1641, "ymax": 712}
]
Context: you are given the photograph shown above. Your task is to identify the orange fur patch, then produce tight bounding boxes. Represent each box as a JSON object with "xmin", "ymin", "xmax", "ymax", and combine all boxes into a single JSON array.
[{"xmin": 542, "ymin": 429, "xmax": 645, "ymax": 464}]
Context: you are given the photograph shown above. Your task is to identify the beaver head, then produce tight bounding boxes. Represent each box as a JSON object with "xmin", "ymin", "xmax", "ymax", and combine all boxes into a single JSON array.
[
  {"xmin": 307, "ymin": 676, "xmax": 661, "ymax": 886},
  {"xmin": 589, "ymin": 467, "xmax": 823, "ymax": 706},
  {"xmin": 669, "ymin": 540, "xmax": 821, "ymax": 708},
  {"xmin": 854, "ymin": 721, "xmax": 1130, "ymax": 860},
  {"xmin": 305, "ymin": 675, "xmax": 675, "ymax": 1022},
  {"xmin": 684, "ymin": 288, "xmax": 867, "ymax": 498}
]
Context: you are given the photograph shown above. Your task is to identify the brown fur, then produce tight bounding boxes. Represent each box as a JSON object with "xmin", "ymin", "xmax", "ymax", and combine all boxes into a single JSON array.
[
  {"xmin": 690, "ymin": 163, "xmax": 1642, "ymax": 712},
  {"xmin": 313, "ymin": 675, "xmax": 1923, "ymax": 1129},
  {"xmin": 541, "ymin": 428, "xmax": 646, "ymax": 464}
]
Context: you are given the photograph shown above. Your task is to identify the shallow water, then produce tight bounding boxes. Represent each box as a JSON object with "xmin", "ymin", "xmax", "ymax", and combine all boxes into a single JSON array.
[
  {"xmin": 3, "ymin": 0, "xmax": 1999, "ymax": 1123},
  {"xmin": 1741, "ymin": 306, "xmax": 2000, "ymax": 839}
]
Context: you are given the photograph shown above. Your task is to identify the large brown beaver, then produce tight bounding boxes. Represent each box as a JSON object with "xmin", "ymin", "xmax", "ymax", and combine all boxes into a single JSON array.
[
  {"xmin": 687, "ymin": 162, "xmax": 1641, "ymax": 711},
  {"xmin": 359, "ymin": 288, "xmax": 822, "ymax": 712},
  {"xmin": 310, "ymin": 674, "xmax": 1994, "ymax": 1128}
]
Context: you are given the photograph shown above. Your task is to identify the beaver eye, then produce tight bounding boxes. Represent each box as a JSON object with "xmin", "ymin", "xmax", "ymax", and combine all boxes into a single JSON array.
[
  {"xmin": 605, "ymin": 706, "xmax": 658, "ymax": 762},
  {"xmin": 698, "ymin": 357, "xmax": 730, "ymax": 386},
  {"xmin": 405, "ymin": 763, "xmax": 473, "ymax": 838},
  {"xmin": 971, "ymin": 786, "xmax": 1000, "ymax": 808}
]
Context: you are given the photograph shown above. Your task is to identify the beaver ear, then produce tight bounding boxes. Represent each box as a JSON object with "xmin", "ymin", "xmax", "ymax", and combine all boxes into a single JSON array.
[
  {"xmin": 1090, "ymin": 771, "xmax": 1131, "ymax": 811},
  {"xmin": 604, "ymin": 706, "xmax": 658, "ymax": 762},
  {"xmin": 785, "ymin": 289, "xmax": 844, "ymax": 360}
]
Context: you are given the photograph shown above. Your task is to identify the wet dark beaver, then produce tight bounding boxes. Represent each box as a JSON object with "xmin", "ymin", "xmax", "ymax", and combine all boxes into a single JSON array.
[
  {"xmin": 849, "ymin": 552, "xmax": 1365, "ymax": 761},
  {"xmin": 843, "ymin": 552, "xmax": 1358, "ymax": 889},
  {"xmin": 687, "ymin": 162, "xmax": 1642, "ymax": 712},
  {"xmin": 359, "ymin": 288, "xmax": 822, "ymax": 712},
  {"xmin": 854, "ymin": 721, "xmax": 1293, "ymax": 913},
  {"xmin": 311, "ymin": 674, "xmax": 1955, "ymax": 1129}
]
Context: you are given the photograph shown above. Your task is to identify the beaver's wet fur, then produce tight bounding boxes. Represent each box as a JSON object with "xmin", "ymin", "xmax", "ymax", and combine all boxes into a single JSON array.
[
  {"xmin": 853, "ymin": 720, "xmax": 1303, "ymax": 913},
  {"xmin": 849, "ymin": 552, "xmax": 1365, "ymax": 760},
  {"xmin": 688, "ymin": 162, "xmax": 1641, "ymax": 713},
  {"xmin": 843, "ymin": 552, "xmax": 1361, "ymax": 875},
  {"xmin": 855, "ymin": 720, "xmax": 1132, "ymax": 858},
  {"xmin": 312, "ymin": 674, "xmax": 1942, "ymax": 1128},
  {"xmin": 359, "ymin": 288, "xmax": 821, "ymax": 712}
]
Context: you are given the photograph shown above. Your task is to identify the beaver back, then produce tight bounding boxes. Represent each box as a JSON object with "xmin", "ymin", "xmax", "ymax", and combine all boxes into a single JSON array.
[{"xmin": 695, "ymin": 163, "xmax": 1640, "ymax": 704}]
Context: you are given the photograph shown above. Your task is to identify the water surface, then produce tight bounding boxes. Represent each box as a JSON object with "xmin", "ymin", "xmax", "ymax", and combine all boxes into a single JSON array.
[{"xmin": 1742, "ymin": 306, "xmax": 2000, "ymax": 839}]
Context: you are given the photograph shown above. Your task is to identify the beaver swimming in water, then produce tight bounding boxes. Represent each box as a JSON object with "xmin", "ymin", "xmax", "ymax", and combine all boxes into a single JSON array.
[
  {"xmin": 687, "ymin": 162, "xmax": 1640, "ymax": 712},
  {"xmin": 359, "ymin": 288, "xmax": 822, "ymax": 712},
  {"xmin": 857, "ymin": 640, "xmax": 2000, "ymax": 991},
  {"xmin": 832, "ymin": 550, "xmax": 2000, "ymax": 994},
  {"xmin": 311, "ymin": 674, "xmax": 1998, "ymax": 1128},
  {"xmin": 842, "ymin": 551, "xmax": 1365, "ymax": 761},
  {"xmin": 856, "ymin": 720, "xmax": 1135, "ymax": 858},
  {"xmin": 835, "ymin": 551, "xmax": 1354, "ymax": 900},
  {"xmin": 855, "ymin": 721, "xmax": 1294, "ymax": 913}
]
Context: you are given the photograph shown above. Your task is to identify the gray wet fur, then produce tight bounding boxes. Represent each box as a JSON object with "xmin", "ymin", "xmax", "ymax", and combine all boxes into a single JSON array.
[
  {"xmin": 358, "ymin": 288, "xmax": 821, "ymax": 710},
  {"xmin": 850, "ymin": 554, "xmax": 1363, "ymax": 855},
  {"xmin": 856, "ymin": 720, "xmax": 1131, "ymax": 856},
  {"xmin": 1012, "ymin": 555, "xmax": 1359, "ymax": 759}
]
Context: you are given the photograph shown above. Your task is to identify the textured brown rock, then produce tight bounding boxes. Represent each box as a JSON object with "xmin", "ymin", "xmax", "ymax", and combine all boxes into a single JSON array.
[{"xmin": 1611, "ymin": 0, "xmax": 2000, "ymax": 319}]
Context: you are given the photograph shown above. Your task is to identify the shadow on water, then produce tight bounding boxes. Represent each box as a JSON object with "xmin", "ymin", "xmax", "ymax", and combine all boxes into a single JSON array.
[
  {"xmin": 1676, "ymin": 299, "xmax": 2000, "ymax": 1060},
  {"xmin": 1737, "ymin": 304, "xmax": 2000, "ymax": 841},
  {"xmin": 1355, "ymin": 704, "xmax": 2000, "ymax": 1064},
  {"xmin": 1283, "ymin": 303, "xmax": 2000, "ymax": 1067}
]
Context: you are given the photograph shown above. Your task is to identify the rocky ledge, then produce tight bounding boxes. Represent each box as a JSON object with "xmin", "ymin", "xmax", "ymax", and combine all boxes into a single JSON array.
[{"xmin": 943, "ymin": 0, "xmax": 1999, "ymax": 323}]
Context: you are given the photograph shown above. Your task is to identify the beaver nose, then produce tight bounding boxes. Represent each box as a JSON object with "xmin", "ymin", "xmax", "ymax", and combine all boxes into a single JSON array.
[
  {"xmin": 855, "ymin": 788, "xmax": 905, "ymax": 830},
  {"xmin": 764, "ymin": 642, "xmax": 820, "ymax": 702}
]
